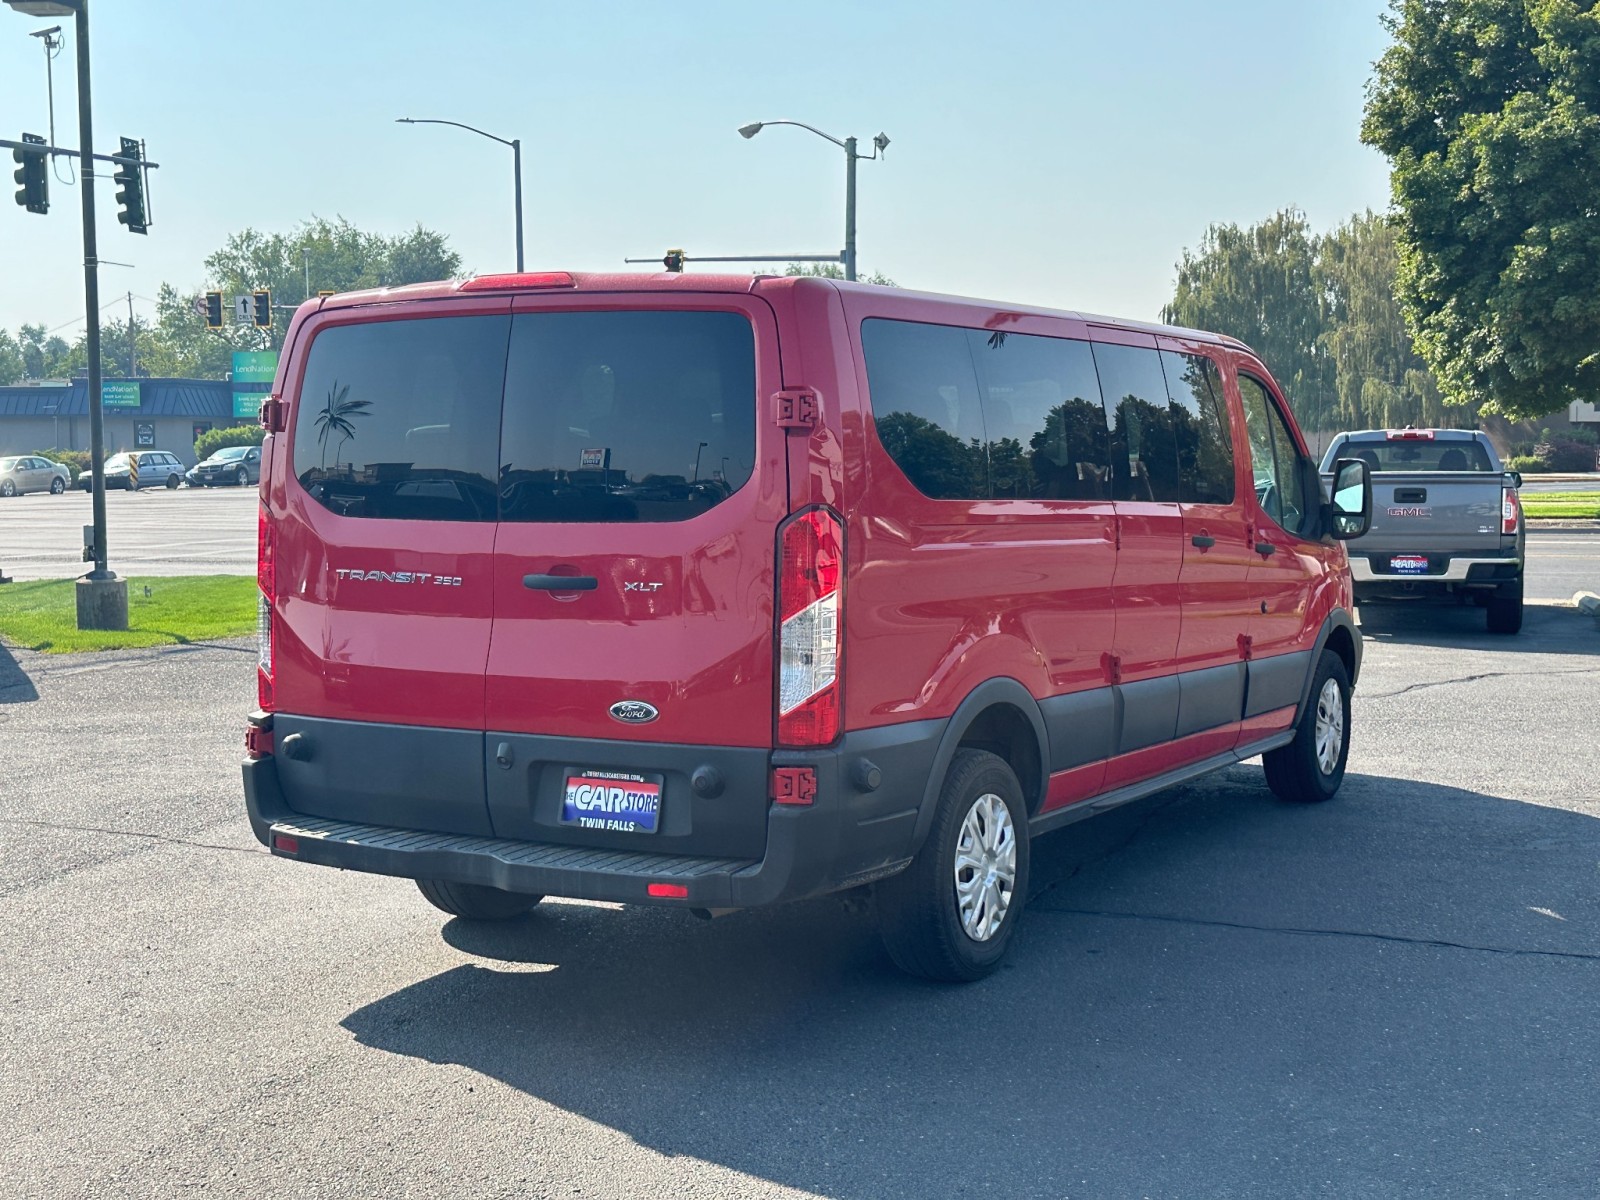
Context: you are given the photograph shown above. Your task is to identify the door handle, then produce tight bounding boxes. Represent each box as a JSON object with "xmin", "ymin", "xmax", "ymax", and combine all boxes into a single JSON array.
[
  {"xmin": 1254, "ymin": 542, "xmax": 1277, "ymax": 557},
  {"xmin": 524, "ymin": 574, "xmax": 598, "ymax": 591},
  {"xmin": 1190, "ymin": 534, "xmax": 1216, "ymax": 549}
]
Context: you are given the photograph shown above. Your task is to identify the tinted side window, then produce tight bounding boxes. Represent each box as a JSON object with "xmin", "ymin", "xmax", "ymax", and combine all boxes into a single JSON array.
[
  {"xmin": 292, "ymin": 315, "xmax": 507, "ymax": 521},
  {"xmin": 862, "ymin": 318, "xmax": 987, "ymax": 500},
  {"xmin": 967, "ymin": 330, "xmax": 1113, "ymax": 500},
  {"xmin": 1092, "ymin": 343, "xmax": 1180, "ymax": 502},
  {"xmin": 1161, "ymin": 350, "xmax": 1235, "ymax": 505},
  {"xmin": 499, "ymin": 310, "xmax": 756, "ymax": 524},
  {"xmin": 1239, "ymin": 374, "xmax": 1311, "ymax": 536}
]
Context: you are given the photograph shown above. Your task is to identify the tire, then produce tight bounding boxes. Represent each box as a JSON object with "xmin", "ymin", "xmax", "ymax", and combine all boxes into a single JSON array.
[
  {"xmin": 50, "ymin": 477, "xmax": 65, "ymax": 494},
  {"xmin": 1486, "ymin": 584, "xmax": 1523, "ymax": 635},
  {"xmin": 165, "ymin": 474, "xmax": 180, "ymax": 489},
  {"xmin": 0, "ymin": 480, "xmax": 14, "ymax": 497},
  {"xmin": 876, "ymin": 748, "xmax": 1030, "ymax": 982},
  {"xmin": 236, "ymin": 466, "xmax": 250, "ymax": 487},
  {"xmin": 1262, "ymin": 649, "xmax": 1352, "ymax": 804},
  {"xmin": 415, "ymin": 878, "xmax": 542, "ymax": 920}
]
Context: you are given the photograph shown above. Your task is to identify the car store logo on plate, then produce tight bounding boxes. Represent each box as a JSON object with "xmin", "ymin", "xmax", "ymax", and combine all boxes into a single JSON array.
[{"xmin": 608, "ymin": 700, "xmax": 659, "ymax": 724}]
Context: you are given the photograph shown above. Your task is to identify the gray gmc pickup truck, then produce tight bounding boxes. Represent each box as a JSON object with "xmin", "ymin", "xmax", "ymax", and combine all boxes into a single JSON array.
[{"xmin": 1319, "ymin": 428, "xmax": 1525, "ymax": 634}]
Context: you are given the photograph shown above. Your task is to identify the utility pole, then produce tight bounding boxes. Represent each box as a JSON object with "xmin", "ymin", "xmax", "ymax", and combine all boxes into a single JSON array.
[{"xmin": 126, "ymin": 290, "xmax": 134, "ymax": 376}]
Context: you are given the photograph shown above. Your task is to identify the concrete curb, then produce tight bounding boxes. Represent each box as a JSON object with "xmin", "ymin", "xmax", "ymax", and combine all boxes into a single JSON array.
[{"xmin": 1575, "ymin": 592, "xmax": 1600, "ymax": 629}]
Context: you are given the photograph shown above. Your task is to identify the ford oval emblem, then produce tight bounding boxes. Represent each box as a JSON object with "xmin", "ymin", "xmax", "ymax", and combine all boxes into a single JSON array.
[{"xmin": 609, "ymin": 700, "xmax": 659, "ymax": 725}]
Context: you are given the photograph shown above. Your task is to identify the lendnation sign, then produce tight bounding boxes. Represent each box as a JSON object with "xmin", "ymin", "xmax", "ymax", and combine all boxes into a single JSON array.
[
  {"xmin": 101, "ymin": 380, "xmax": 141, "ymax": 408},
  {"xmin": 232, "ymin": 350, "xmax": 279, "ymax": 419}
]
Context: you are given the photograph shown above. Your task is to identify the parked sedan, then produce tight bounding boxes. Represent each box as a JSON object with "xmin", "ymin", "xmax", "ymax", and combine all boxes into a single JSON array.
[
  {"xmin": 186, "ymin": 444, "xmax": 262, "ymax": 488},
  {"xmin": 0, "ymin": 455, "xmax": 72, "ymax": 496},
  {"xmin": 80, "ymin": 451, "xmax": 186, "ymax": 491}
]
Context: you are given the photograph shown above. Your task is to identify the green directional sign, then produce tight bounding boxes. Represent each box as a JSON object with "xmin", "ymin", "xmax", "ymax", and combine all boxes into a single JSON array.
[
  {"xmin": 101, "ymin": 380, "xmax": 141, "ymax": 408},
  {"xmin": 232, "ymin": 350, "xmax": 278, "ymax": 384}
]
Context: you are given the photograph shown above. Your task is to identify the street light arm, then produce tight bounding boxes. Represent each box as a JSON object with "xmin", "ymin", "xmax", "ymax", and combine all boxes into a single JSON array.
[
  {"xmin": 743, "ymin": 118, "xmax": 849, "ymax": 152},
  {"xmin": 395, "ymin": 117, "xmax": 515, "ymax": 149}
]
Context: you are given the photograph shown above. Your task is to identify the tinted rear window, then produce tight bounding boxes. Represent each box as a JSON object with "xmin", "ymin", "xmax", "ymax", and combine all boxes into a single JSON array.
[
  {"xmin": 291, "ymin": 309, "xmax": 757, "ymax": 524},
  {"xmin": 499, "ymin": 310, "xmax": 756, "ymax": 523},
  {"xmin": 293, "ymin": 315, "xmax": 508, "ymax": 521},
  {"xmin": 1335, "ymin": 438, "xmax": 1494, "ymax": 472}
]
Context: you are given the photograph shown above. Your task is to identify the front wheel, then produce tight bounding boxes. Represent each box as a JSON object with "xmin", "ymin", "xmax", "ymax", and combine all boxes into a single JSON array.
[
  {"xmin": 0, "ymin": 480, "xmax": 14, "ymax": 497},
  {"xmin": 50, "ymin": 477, "xmax": 65, "ymax": 494},
  {"xmin": 876, "ymin": 749, "xmax": 1030, "ymax": 982},
  {"xmin": 416, "ymin": 878, "xmax": 542, "ymax": 920},
  {"xmin": 236, "ymin": 466, "xmax": 250, "ymax": 487},
  {"xmin": 165, "ymin": 474, "xmax": 180, "ymax": 490},
  {"xmin": 1262, "ymin": 650, "xmax": 1352, "ymax": 803}
]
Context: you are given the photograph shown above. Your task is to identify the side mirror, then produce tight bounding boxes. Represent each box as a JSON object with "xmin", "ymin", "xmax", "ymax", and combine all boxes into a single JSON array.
[{"xmin": 1327, "ymin": 457, "xmax": 1370, "ymax": 540}]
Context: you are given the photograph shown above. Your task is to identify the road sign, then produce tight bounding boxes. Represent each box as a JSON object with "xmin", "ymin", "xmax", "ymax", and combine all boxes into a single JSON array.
[
  {"xmin": 234, "ymin": 296, "xmax": 251, "ymax": 322},
  {"xmin": 135, "ymin": 422, "xmax": 155, "ymax": 448}
]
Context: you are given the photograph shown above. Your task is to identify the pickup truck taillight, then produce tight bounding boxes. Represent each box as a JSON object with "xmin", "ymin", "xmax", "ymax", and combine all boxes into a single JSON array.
[
  {"xmin": 1501, "ymin": 486, "xmax": 1521, "ymax": 535},
  {"xmin": 776, "ymin": 508, "xmax": 843, "ymax": 748}
]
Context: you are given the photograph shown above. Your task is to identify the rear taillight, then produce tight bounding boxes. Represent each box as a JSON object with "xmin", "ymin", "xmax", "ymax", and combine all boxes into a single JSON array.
[
  {"xmin": 777, "ymin": 508, "xmax": 843, "ymax": 748},
  {"xmin": 1502, "ymin": 486, "xmax": 1521, "ymax": 535},
  {"xmin": 257, "ymin": 506, "xmax": 275, "ymax": 711}
]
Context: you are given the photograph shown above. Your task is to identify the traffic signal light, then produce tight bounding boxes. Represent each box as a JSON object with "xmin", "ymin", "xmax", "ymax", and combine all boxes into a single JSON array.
[
  {"xmin": 204, "ymin": 291, "xmax": 224, "ymax": 329},
  {"xmin": 663, "ymin": 248, "xmax": 685, "ymax": 273},
  {"xmin": 253, "ymin": 290, "xmax": 272, "ymax": 328},
  {"xmin": 12, "ymin": 132, "xmax": 47, "ymax": 215},
  {"xmin": 113, "ymin": 137, "xmax": 147, "ymax": 234}
]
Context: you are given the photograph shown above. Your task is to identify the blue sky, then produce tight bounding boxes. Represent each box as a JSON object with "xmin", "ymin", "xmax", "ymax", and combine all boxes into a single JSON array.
[{"xmin": 0, "ymin": 0, "xmax": 1395, "ymax": 340}]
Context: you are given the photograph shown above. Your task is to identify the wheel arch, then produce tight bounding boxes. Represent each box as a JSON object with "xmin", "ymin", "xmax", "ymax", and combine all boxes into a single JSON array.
[
  {"xmin": 1296, "ymin": 608, "xmax": 1361, "ymax": 726},
  {"xmin": 909, "ymin": 678, "xmax": 1048, "ymax": 855}
]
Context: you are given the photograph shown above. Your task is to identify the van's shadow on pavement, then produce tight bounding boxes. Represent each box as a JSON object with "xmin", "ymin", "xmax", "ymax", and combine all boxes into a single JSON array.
[
  {"xmin": 343, "ymin": 768, "xmax": 1600, "ymax": 1198},
  {"xmin": 1358, "ymin": 597, "xmax": 1596, "ymax": 654},
  {"xmin": 0, "ymin": 641, "xmax": 39, "ymax": 704}
]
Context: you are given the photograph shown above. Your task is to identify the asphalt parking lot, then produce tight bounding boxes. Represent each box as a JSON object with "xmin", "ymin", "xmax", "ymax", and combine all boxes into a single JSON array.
[{"xmin": 2, "ymin": 601, "xmax": 1598, "ymax": 1197}]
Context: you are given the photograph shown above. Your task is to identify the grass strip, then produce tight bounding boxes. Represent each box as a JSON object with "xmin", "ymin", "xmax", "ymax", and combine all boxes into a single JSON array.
[
  {"xmin": 1522, "ymin": 491, "xmax": 1600, "ymax": 519},
  {"xmin": 0, "ymin": 575, "xmax": 256, "ymax": 653}
]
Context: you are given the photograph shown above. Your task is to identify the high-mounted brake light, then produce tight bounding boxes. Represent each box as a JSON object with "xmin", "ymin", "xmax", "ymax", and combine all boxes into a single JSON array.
[
  {"xmin": 1502, "ymin": 486, "xmax": 1521, "ymax": 535},
  {"xmin": 777, "ymin": 508, "xmax": 843, "ymax": 747},
  {"xmin": 1386, "ymin": 427, "xmax": 1436, "ymax": 440},
  {"xmin": 459, "ymin": 272, "xmax": 576, "ymax": 292},
  {"xmin": 257, "ymin": 506, "xmax": 275, "ymax": 712}
]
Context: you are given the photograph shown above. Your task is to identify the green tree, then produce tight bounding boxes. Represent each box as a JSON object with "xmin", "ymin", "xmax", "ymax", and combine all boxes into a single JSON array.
[
  {"xmin": 1316, "ymin": 210, "xmax": 1454, "ymax": 429},
  {"xmin": 0, "ymin": 329, "xmax": 23, "ymax": 385},
  {"xmin": 1162, "ymin": 208, "xmax": 1337, "ymax": 432},
  {"xmin": 1363, "ymin": 0, "xmax": 1600, "ymax": 418},
  {"xmin": 784, "ymin": 262, "xmax": 898, "ymax": 286},
  {"xmin": 17, "ymin": 324, "xmax": 71, "ymax": 380}
]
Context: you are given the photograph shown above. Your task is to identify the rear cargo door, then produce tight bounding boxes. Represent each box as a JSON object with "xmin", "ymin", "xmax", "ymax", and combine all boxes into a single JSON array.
[
  {"xmin": 273, "ymin": 302, "xmax": 511, "ymax": 836},
  {"xmin": 483, "ymin": 296, "xmax": 789, "ymax": 857}
]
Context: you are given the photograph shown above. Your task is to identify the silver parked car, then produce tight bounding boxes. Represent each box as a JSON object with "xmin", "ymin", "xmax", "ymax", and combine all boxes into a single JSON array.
[
  {"xmin": 0, "ymin": 455, "xmax": 72, "ymax": 496},
  {"xmin": 186, "ymin": 444, "xmax": 262, "ymax": 487},
  {"xmin": 80, "ymin": 451, "xmax": 187, "ymax": 491}
]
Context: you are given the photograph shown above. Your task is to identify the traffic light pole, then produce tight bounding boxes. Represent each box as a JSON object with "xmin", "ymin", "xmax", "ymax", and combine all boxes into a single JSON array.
[{"xmin": 72, "ymin": 0, "xmax": 125, "ymax": 627}]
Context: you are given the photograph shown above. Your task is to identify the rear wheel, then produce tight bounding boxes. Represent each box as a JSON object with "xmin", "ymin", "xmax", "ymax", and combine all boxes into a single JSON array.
[
  {"xmin": 165, "ymin": 474, "xmax": 180, "ymax": 489},
  {"xmin": 416, "ymin": 878, "xmax": 542, "ymax": 920},
  {"xmin": 876, "ymin": 748, "xmax": 1030, "ymax": 982},
  {"xmin": 1263, "ymin": 650, "xmax": 1351, "ymax": 803},
  {"xmin": 49, "ymin": 477, "xmax": 64, "ymax": 494},
  {"xmin": 1486, "ymin": 584, "xmax": 1523, "ymax": 635}
]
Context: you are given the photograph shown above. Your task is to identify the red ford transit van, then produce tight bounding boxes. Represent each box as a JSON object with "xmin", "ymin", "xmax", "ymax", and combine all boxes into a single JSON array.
[{"xmin": 243, "ymin": 272, "xmax": 1372, "ymax": 981}]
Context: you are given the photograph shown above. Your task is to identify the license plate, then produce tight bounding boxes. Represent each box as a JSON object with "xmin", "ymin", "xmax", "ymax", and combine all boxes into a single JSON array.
[
  {"xmin": 561, "ymin": 770, "xmax": 662, "ymax": 834},
  {"xmin": 1389, "ymin": 555, "xmax": 1430, "ymax": 575}
]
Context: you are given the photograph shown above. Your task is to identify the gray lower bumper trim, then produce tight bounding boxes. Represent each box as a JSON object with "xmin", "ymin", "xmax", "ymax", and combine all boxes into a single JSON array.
[
  {"xmin": 1351, "ymin": 556, "xmax": 1519, "ymax": 583},
  {"xmin": 269, "ymin": 812, "xmax": 759, "ymax": 906}
]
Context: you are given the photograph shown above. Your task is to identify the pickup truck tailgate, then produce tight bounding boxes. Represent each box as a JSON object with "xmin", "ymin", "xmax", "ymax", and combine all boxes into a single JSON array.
[{"xmin": 1359, "ymin": 471, "xmax": 1507, "ymax": 556}]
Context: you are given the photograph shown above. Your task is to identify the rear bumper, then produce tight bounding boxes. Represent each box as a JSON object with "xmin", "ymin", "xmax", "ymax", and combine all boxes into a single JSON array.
[
  {"xmin": 1350, "ymin": 556, "xmax": 1522, "ymax": 584},
  {"xmin": 242, "ymin": 719, "xmax": 940, "ymax": 908}
]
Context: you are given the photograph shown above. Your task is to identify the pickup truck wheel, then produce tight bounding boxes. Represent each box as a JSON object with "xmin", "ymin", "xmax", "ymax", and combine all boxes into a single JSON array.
[
  {"xmin": 1486, "ymin": 586, "xmax": 1523, "ymax": 635},
  {"xmin": 876, "ymin": 748, "xmax": 1030, "ymax": 982},
  {"xmin": 1263, "ymin": 650, "xmax": 1351, "ymax": 804},
  {"xmin": 416, "ymin": 878, "xmax": 542, "ymax": 919}
]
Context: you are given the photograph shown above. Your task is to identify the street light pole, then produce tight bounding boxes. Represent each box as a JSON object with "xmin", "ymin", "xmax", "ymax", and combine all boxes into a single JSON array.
[
  {"xmin": 738, "ymin": 120, "xmax": 889, "ymax": 283},
  {"xmin": 396, "ymin": 117, "xmax": 525, "ymax": 271}
]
